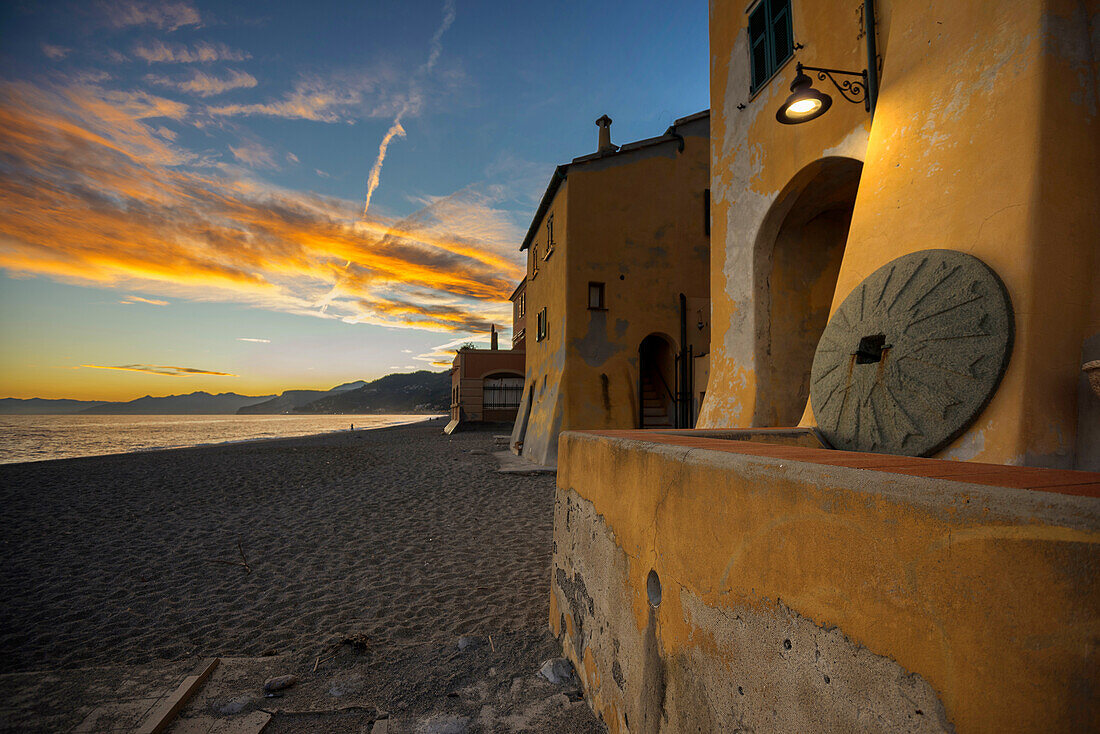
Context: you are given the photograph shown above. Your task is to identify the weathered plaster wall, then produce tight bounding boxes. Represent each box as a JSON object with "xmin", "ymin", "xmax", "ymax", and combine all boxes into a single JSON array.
[
  {"xmin": 514, "ymin": 182, "xmax": 569, "ymax": 465},
  {"xmin": 550, "ymin": 431, "xmax": 1100, "ymax": 733},
  {"xmin": 700, "ymin": 0, "xmax": 869, "ymax": 430},
  {"xmin": 563, "ymin": 120, "xmax": 710, "ymax": 437},
  {"xmin": 827, "ymin": 0, "xmax": 1100, "ymax": 467},
  {"xmin": 702, "ymin": 0, "xmax": 1100, "ymax": 468},
  {"xmin": 514, "ymin": 118, "xmax": 711, "ymax": 465}
]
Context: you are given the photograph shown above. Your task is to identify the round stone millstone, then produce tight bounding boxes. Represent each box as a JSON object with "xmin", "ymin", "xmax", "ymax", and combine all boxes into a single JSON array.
[{"xmin": 810, "ymin": 249, "xmax": 1013, "ymax": 456}]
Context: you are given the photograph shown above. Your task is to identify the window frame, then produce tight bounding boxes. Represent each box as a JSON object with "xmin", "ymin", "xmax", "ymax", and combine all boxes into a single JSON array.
[
  {"xmin": 536, "ymin": 307, "xmax": 548, "ymax": 342},
  {"xmin": 747, "ymin": 0, "xmax": 795, "ymax": 96},
  {"xmin": 587, "ymin": 281, "xmax": 606, "ymax": 311},
  {"xmin": 543, "ymin": 215, "xmax": 555, "ymax": 260}
]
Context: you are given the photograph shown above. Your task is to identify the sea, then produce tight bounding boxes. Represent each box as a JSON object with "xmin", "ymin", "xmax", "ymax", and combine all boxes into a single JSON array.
[{"xmin": 0, "ymin": 414, "xmax": 440, "ymax": 465}]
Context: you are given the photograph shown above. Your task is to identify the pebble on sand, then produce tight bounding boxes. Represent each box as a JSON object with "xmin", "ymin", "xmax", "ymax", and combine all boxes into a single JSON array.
[
  {"xmin": 263, "ymin": 674, "xmax": 299, "ymax": 693},
  {"xmin": 538, "ymin": 658, "xmax": 576, "ymax": 685}
]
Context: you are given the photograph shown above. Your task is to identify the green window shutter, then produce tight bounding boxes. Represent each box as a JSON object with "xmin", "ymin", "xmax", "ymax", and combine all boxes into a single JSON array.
[
  {"xmin": 748, "ymin": 2, "xmax": 769, "ymax": 91},
  {"xmin": 770, "ymin": 0, "xmax": 793, "ymax": 72},
  {"xmin": 748, "ymin": 0, "xmax": 793, "ymax": 93}
]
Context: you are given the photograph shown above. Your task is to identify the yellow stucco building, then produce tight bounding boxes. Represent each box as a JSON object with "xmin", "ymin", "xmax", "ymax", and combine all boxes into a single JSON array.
[
  {"xmin": 700, "ymin": 0, "xmax": 1099, "ymax": 470},
  {"xmin": 510, "ymin": 112, "xmax": 711, "ymax": 467},
  {"xmin": 548, "ymin": 1, "xmax": 1100, "ymax": 732}
]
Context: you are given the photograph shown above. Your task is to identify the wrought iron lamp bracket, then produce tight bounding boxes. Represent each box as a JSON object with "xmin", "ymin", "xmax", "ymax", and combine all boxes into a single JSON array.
[{"xmin": 797, "ymin": 63, "xmax": 870, "ymax": 111}]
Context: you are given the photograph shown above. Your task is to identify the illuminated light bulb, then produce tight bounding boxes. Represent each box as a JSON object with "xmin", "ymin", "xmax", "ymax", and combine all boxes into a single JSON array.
[{"xmin": 788, "ymin": 98, "xmax": 821, "ymax": 115}]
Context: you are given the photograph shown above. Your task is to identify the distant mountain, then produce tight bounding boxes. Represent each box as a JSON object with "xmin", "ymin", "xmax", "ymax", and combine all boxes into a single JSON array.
[
  {"xmin": 79, "ymin": 391, "xmax": 275, "ymax": 415},
  {"xmin": 0, "ymin": 398, "xmax": 109, "ymax": 415},
  {"xmin": 296, "ymin": 371, "xmax": 449, "ymax": 414},
  {"xmin": 5, "ymin": 373, "xmax": 448, "ymax": 416},
  {"xmin": 237, "ymin": 380, "xmax": 374, "ymax": 414}
]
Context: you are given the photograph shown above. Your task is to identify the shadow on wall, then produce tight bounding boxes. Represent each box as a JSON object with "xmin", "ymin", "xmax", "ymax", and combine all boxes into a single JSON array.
[{"xmin": 753, "ymin": 156, "xmax": 863, "ymax": 427}]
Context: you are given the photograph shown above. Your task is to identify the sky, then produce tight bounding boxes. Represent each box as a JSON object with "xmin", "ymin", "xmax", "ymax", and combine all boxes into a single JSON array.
[{"xmin": 0, "ymin": 0, "xmax": 708, "ymax": 401}]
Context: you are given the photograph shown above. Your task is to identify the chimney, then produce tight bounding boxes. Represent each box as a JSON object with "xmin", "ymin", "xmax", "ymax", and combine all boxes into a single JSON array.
[
  {"xmin": 596, "ymin": 114, "xmax": 617, "ymax": 153},
  {"xmin": 490, "ymin": 324, "xmax": 498, "ymax": 351}
]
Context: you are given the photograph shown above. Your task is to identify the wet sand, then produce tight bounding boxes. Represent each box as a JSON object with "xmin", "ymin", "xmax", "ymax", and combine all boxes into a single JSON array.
[{"xmin": 0, "ymin": 419, "xmax": 603, "ymax": 732}]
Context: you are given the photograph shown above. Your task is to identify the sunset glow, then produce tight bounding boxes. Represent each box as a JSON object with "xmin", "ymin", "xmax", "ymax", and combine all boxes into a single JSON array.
[{"xmin": 0, "ymin": 0, "xmax": 707, "ymax": 401}]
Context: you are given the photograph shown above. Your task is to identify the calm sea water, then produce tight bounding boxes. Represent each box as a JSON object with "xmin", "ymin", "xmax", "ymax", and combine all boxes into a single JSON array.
[{"xmin": 0, "ymin": 414, "xmax": 439, "ymax": 465}]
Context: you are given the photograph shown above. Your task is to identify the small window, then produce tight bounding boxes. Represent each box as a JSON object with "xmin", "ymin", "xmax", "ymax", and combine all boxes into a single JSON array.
[
  {"xmin": 587, "ymin": 282, "xmax": 605, "ymax": 310},
  {"xmin": 536, "ymin": 307, "xmax": 548, "ymax": 341},
  {"xmin": 544, "ymin": 215, "xmax": 555, "ymax": 259},
  {"xmin": 748, "ymin": 0, "xmax": 794, "ymax": 93},
  {"xmin": 517, "ymin": 292, "xmax": 525, "ymax": 318},
  {"xmin": 704, "ymin": 188, "xmax": 711, "ymax": 236},
  {"xmin": 530, "ymin": 242, "xmax": 539, "ymax": 278}
]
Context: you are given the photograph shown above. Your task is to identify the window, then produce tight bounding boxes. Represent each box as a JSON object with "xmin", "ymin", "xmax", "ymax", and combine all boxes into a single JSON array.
[
  {"xmin": 588, "ymin": 282, "xmax": 605, "ymax": 310},
  {"xmin": 544, "ymin": 215, "xmax": 555, "ymax": 259},
  {"xmin": 516, "ymin": 292, "xmax": 525, "ymax": 318},
  {"xmin": 704, "ymin": 188, "xmax": 711, "ymax": 236},
  {"xmin": 530, "ymin": 242, "xmax": 539, "ymax": 278},
  {"xmin": 536, "ymin": 307, "xmax": 548, "ymax": 341},
  {"xmin": 748, "ymin": 0, "xmax": 793, "ymax": 93}
]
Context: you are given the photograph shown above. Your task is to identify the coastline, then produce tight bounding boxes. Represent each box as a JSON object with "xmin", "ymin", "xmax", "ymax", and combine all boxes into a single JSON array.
[
  {"xmin": 0, "ymin": 421, "xmax": 601, "ymax": 732},
  {"xmin": 0, "ymin": 413, "xmax": 445, "ymax": 466}
]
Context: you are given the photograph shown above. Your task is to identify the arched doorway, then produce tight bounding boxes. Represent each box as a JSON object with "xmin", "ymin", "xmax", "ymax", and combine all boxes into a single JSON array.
[
  {"xmin": 639, "ymin": 334, "xmax": 676, "ymax": 428},
  {"xmin": 754, "ymin": 157, "xmax": 863, "ymax": 426},
  {"xmin": 482, "ymin": 371, "xmax": 524, "ymax": 422}
]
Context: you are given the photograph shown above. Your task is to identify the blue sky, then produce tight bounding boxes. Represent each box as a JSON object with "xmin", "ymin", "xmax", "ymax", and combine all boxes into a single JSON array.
[{"xmin": 0, "ymin": 0, "xmax": 707, "ymax": 399}]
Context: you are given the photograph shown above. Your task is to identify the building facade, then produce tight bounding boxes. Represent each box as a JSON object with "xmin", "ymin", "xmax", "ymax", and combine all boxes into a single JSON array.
[
  {"xmin": 510, "ymin": 112, "xmax": 712, "ymax": 466},
  {"xmin": 444, "ymin": 282, "xmax": 527, "ymax": 433},
  {"xmin": 699, "ymin": 0, "xmax": 1099, "ymax": 470},
  {"xmin": 548, "ymin": 2, "xmax": 1100, "ymax": 732}
]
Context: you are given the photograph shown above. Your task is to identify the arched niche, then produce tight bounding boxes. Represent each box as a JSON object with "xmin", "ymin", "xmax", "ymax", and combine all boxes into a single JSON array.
[{"xmin": 752, "ymin": 156, "xmax": 863, "ymax": 427}]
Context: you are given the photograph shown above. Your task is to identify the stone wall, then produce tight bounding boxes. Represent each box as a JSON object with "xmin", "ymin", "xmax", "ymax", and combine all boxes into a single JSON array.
[{"xmin": 550, "ymin": 430, "xmax": 1100, "ymax": 733}]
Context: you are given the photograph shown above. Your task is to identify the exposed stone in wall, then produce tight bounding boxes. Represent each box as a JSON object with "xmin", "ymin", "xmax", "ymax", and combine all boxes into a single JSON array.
[{"xmin": 552, "ymin": 486, "xmax": 954, "ymax": 733}]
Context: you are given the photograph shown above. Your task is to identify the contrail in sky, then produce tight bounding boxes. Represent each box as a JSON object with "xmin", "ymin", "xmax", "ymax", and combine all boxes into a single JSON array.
[{"xmin": 363, "ymin": 0, "xmax": 456, "ymax": 216}]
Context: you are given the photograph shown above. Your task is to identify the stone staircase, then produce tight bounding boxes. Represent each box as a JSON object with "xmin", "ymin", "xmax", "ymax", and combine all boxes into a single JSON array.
[{"xmin": 641, "ymin": 372, "xmax": 673, "ymax": 429}]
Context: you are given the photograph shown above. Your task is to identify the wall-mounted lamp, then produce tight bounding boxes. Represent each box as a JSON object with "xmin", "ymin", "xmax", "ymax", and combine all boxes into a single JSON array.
[
  {"xmin": 776, "ymin": 0, "xmax": 879, "ymax": 125},
  {"xmin": 696, "ymin": 308, "xmax": 705, "ymax": 331},
  {"xmin": 776, "ymin": 63, "xmax": 866, "ymax": 124}
]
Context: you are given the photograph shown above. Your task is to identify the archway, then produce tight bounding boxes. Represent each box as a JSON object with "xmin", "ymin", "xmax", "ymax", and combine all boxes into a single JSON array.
[
  {"xmin": 639, "ymin": 334, "xmax": 676, "ymax": 428},
  {"xmin": 754, "ymin": 157, "xmax": 863, "ymax": 426},
  {"xmin": 482, "ymin": 371, "xmax": 524, "ymax": 415}
]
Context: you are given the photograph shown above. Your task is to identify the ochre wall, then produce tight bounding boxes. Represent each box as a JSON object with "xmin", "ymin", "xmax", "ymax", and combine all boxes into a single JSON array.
[
  {"xmin": 551, "ymin": 430, "xmax": 1100, "ymax": 733},
  {"xmin": 701, "ymin": 0, "xmax": 1100, "ymax": 468},
  {"xmin": 562, "ymin": 119, "xmax": 710, "ymax": 440},
  {"xmin": 514, "ymin": 118, "xmax": 711, "ymax": 466},
  {"xmin": 512, "ymin": 181, "xmax": 569, "ymax": 465},
  {"xmin": 701, "ymin": 0, "xmax": 870, "ymax": 431}
]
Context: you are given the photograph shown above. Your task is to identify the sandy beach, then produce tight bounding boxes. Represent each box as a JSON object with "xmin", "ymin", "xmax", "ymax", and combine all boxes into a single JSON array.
[{"xmin": 0, "ymin": 419, "xmax": 603, "ymax": 732}]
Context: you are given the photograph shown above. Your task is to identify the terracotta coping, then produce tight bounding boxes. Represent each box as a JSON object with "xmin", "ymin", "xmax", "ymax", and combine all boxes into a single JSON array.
[{"xmin": 578, "ymin": 430, "xmax": 1100, "ymax": 499}]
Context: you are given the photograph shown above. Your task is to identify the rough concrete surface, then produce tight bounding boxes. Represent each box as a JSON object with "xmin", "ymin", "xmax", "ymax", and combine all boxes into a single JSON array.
[{"xmin": 552, "ymin": 488, "xmax": 952, "ymax": 733}]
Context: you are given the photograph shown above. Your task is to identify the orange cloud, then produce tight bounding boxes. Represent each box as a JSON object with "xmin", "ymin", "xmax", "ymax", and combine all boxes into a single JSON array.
[
  {"xmin": 133, "ymin": 41, "xmax": 250, "ymax": 64},
  {"xmin": 103, "ymin": 1, "xmax": 201, "ymax": 31},
  {"xmin": 0, "ymin": 80, "xmax": 523, "ymax": 333},
  {"xmin": 79, "ymin": 364, "xmax": 237, "ymax": 377},
  {"xmin": 208, "ymin": 79, "xmax": 363, "ymax": 122},
  {"xmin": 120, "ymin": 295, "xmax": 170, "ymax": 305},
  {"xmin": 149, "ymin": 69, "xmax": 258, "ymax": 97}
]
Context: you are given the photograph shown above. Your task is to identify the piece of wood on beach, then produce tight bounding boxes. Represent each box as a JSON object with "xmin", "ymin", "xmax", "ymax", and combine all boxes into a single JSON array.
[
  {"xmin": 168, "ymin": 709, "xmax": 272, "ymax": 733},
  {"xmin": 133, "ymin": 657, "xmax": 220, "ymax": 734}
]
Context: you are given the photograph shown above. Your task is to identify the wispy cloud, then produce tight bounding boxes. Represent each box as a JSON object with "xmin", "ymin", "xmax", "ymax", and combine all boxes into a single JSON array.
[
  {"xmin": 362, "ymin": 0, "xmax": 456, "ymax": 215},
  {"xmin": 102, "ymin": 1, "xmax": 201, "ymax": 31},
  {"xmin": 229, "ymin": 140, "xmax": 277, "ymax": 168},
  {"xmin": 120, "ymin": 295, "xmax": 169, "ymax": 305},
  {"xmin": 0, "ymin": 79, "xmax": 522, "ymax": 333},
  {"xmin": 237, "ymin": 337, "xmax": 270, "ymax": 343},
  {"xmin": 42, "ymin": 44, "xmax": 71, "ymax": 61},
  {"xmin": 79, "ymin": 364, "xmax": 237, "ymax": 377},
  {"xmin": 133, "ymin": 40, "xmax": 250, "ymax": 64},
  {"xmin": 149, "ymin": 69, "xmax": 258, "ymax": 97},
  {"xmin": 208, "ymin": 78, "xmax": 365, "ymax": 122}
]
